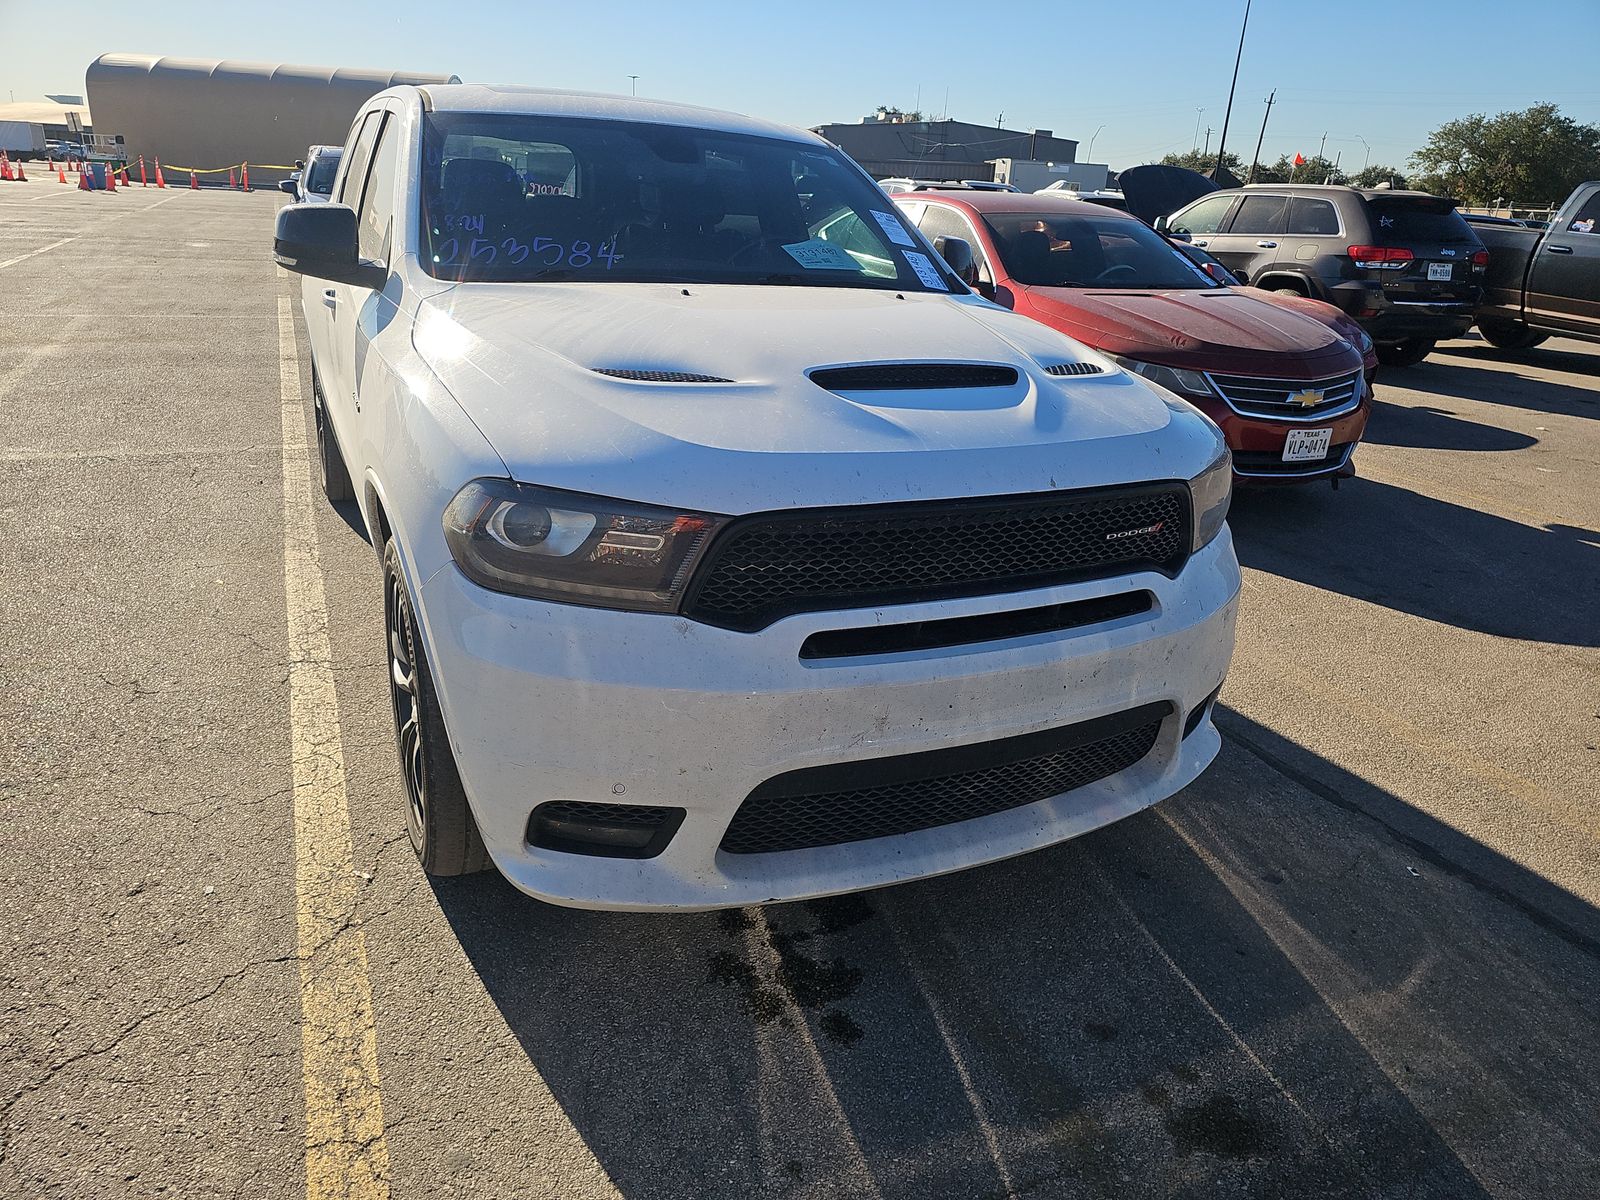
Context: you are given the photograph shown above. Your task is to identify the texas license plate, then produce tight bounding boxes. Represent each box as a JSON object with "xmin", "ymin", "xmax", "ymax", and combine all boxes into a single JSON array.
[
  {"xmin": 1283, "ymin": 427, "xmax": 1333, "ymax": 462},
  {"xmin": 1427, "ymin": 262, "xmax": 1453, "ymax": 281}
]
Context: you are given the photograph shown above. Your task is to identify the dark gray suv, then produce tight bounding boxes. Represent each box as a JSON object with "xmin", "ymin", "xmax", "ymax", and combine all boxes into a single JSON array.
[{"xmin": 1163, "ymin": 185, "xmax": 1487, "ymax": 366}]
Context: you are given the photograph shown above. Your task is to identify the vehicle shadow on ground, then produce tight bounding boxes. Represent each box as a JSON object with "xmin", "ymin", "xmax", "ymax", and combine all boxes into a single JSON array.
[
  {"xmin": 1383, "ymin": 353, "xmax": 1600, "ymax": 419},
  {"xmin": 1437, "ymin": 338, "xmax": 1600, "ymax": 379},
  {"xmin": 1228, "ymin": 477, "xmax": 1600, "ymax": 646},
  {"xmin": 429, "ymin": 715, "xmax": 1600, "ymax": 1199},
  {"xmin": 1362, "ymin": 397, "xmax": 1538, "ymax": 452}
]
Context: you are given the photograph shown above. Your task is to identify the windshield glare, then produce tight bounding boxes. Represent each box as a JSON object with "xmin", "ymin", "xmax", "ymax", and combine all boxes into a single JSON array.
[
  {"xmin": 419, "ymin": 113, "xmax": 957, "ymax": 291},
  {"xmin": 985, "ymin": 211, "xmax": 1218, "ymax": 290},
  {"xmin": 306, "ymin": 153, "xmax": 341, "ymax": 194},
  {"xmin": 1364, "ymin": 198, "xmax": 1477, "ymax": 245}
]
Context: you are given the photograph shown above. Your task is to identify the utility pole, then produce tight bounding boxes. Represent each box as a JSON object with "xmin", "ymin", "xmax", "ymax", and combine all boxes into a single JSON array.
[
  {"xmin": 1214, "ymin": 0, "xmax": 1251, "ymax": 176},
  {"xmin": 627, "ymin": 75, "xmax": 638, "ymax": 96},
  {"xmin": 1246, "ymin": 90, "xmax": 1274, "ymax": 184},
  {"xmin": 1192, "ymin": 108, "xmax": 1205, "ymax": 154},
  {"xmin": 1318, "ymin": 130, "xmax": 1328, "ymax": 162},
  {"xmin": 1203, "ymin": 127, "xmax": 1213, "ymax": 157}
]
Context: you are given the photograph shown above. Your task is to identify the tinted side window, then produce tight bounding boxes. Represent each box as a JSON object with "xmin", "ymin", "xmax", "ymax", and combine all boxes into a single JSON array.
[
  {"xmin": 1229, "ymin": 194, "xmax": 1288, "ymax": 235},
  {"xmin": 1287, "ymin": 197, "xmax": 1340, "ymax": 235},
  {"xmin": 336, "ymin": 111, "xmax": 381, "ymax": 206},
  {"xmin": 1169, "ymin": 194, "xmax": 1234, "ymax": 236},
  {"xmin": 358, "ymin": 114, "xmax": 399, "ymax": 262},
  {"xmin": 1565, "ymin": 190, "xmax": 1600, "ymax": 233}
]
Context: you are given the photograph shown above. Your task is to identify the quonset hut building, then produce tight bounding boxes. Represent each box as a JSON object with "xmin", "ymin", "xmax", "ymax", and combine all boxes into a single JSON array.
[{"xmin": 84, "ymin": 54, "xmax": 458, "ymax": 184}]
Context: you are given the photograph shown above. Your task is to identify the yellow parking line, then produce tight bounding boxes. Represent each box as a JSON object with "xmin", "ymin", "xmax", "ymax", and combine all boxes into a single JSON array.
[{"xmin": 277, "ymin": 293, "xmax": 393, "ymax": 1198}]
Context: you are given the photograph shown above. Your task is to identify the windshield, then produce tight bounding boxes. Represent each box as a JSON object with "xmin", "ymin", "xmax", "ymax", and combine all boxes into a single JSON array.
[
  {"xmin": 306, "ymin": 152, "xmax": 341, "ymax": 195},
  {"xmin": 983, "ymin": 211, "xmax": 1218, "ymax": 289},
  {"xmin": 1364, "ymin": 197, "xmax": 1477, "ymax": 245},
  {"xmin": 418, "ymin": 113, "xmax": 959, "ymax": 291}
]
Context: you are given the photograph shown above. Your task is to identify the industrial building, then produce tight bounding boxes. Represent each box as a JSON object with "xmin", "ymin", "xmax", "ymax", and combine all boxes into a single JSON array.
[
  {"xmin": 812, "ymin": 108, "xmax": 1081, "ymax": 183},
  {"xmin": 84, "ymin": 54, "xmax": 458, "ymax": 183}
]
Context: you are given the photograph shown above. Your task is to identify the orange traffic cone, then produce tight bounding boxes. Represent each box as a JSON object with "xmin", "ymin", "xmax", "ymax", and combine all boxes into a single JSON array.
[
  {"xmin": 120, "ymin": 167, "xmax": 130, "ymax": 187},
  {"xmin": 0, "ymin": 154, "xmax": 12, "ymax": 182},
  {"xmin": 190, "ymin": 170, "xmax": 199, "ymax": 190},
  {"xmin": 57, "ymin": 165, "xmax": 66, "ymax": 184},
  {"xmin": 14, "ymin": 159, "xmax": 25, "ymax": 182},
  {"xmin": 46, "ymin": 157, "xmax": 54, "ymax": 174},
  {"xmin": 228, "ymin": 166, "xmax": 237, "ymax": 190},
  {"xmin": 105, "ymin": 164, "xmax": 115, "ymax": 191},
  {"xmin": 241, "ymin": 162, "xmax": 250, "ymax": 192},
  {"xmin": 154, "ymin": 158, "xmax": 166, "ymax": 188},
  {"xmin": 139, "ymin": 156, "xmax": 147, "ymax": 187},
  {"xmin": 78, "ymin": 165, "xmax": 89, "ymax": 191}
]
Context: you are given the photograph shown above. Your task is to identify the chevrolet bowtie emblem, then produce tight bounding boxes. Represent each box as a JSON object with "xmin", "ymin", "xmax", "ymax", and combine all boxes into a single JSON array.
[{"xmin": 1287, "ymin": 388, "xmax": 1324, "ymax": 408}]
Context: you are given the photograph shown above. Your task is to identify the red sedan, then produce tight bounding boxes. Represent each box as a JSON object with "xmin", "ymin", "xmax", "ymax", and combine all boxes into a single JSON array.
[{"xmin": 893, "ymin": 191, "xmax": 1376, "ymax": 484}]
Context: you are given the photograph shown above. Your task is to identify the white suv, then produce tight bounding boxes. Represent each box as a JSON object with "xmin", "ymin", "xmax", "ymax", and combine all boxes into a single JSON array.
[{"xmin": 273, "ymin": 85, "xmax": 1239, "ymax": 911}]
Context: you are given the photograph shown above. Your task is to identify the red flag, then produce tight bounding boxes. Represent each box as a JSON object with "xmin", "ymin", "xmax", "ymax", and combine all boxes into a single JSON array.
[{"xmin": 1293, "ymin": 152, "xmax": 1306, "ymax": 166}]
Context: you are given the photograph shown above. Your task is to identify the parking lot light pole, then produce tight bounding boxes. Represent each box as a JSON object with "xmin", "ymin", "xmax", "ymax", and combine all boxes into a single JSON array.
[{"xmin": 1214, "ymin": 0, "xmax": 1251, "ymax": 177}]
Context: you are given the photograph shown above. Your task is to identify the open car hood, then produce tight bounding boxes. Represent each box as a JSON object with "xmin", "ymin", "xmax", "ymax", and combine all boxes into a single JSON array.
[{"xmin": 1118, "ymin": 165, "xmax": 1222, "ymax": 226}]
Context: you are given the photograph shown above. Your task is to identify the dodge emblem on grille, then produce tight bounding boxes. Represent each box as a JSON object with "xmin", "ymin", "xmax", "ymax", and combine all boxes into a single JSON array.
[
  {"xmin": 1287, "ymin": 388, "xmax": 1325, "ymax": 408},
  {"xmin": 1106, "ymin": 521, "xmax": 1164, "ymax": 541}
]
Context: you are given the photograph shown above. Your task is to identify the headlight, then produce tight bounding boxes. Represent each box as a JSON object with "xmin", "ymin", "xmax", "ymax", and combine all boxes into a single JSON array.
[
  {"xmin": 1114, "ymin": 356, "xmax": 1216, "ymax": 398},
  {"xmin": 443, "ymin": 479, "xmax": 729, "ymax": 612},
  {"xmin": 1353, "ymin": 327, "xmax": 1374, "ymax": 355},
  {"xmin": 1187, "ymin": 445, "xmax": 1232, "ymax": 553}
]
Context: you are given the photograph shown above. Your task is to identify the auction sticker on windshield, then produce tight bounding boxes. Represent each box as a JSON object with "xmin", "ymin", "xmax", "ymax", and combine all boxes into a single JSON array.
[
  {"xmin": 783, "ymin": 239, "xmax": 860, "ymax": 271},
  {"xmin": 871, "ymin": 210, "xmax": 916, "ymax": 247},
  {"xmin": 901, "ymin": 251, "xmax": 948, "ymax": 291},
  {"xmin": 1283, "ymin": 427, "xmax": 1333, "ymax": 462}
]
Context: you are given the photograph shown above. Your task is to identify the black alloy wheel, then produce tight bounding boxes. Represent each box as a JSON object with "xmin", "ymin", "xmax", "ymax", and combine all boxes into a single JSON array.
[{"xmin": 383, "ymin": 539, "xmax": 489, "ymax": 876}]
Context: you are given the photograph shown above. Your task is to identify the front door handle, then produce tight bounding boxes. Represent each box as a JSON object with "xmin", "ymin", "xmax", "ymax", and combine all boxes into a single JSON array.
[
  {"xmin": 321, "ymin": 288, "xmax": 338, "ymax": 307},
  {"xmin": 1546, "ymin": 244, "xmax": 1574, "ymax": 255},
  {"xmin": 1193, "ymin": 239, "xmax": 1209, "ymax": 248},
  {"xmin": 1256, "ymin": 240, "xmax": 1278, "ymax": 248}
]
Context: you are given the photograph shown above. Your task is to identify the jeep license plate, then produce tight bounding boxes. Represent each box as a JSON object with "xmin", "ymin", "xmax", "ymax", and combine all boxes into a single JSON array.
[
  {"xmin": 1283, "ymin": 428, "xmax": 1333, "ymax": 462},
  {"xmin": 1427, "ymin": 262, "xmax": 1453, "ymax": 281}
]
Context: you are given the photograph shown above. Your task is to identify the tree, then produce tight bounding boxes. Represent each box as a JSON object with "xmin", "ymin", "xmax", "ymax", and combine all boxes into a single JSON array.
[
  {"xmin": 1350, "ymin": 164, "xmax": 1408, "ymax": 189},
  {"xmin": 1408, "ymin": 103, "xmax": 1600, "ymax": 204},
  {"xmin": 1256, "ymin": 154, "xmax": 1346, "ymax": 185},
  {"xmin": 1157, "ymin": 150, "xmax": 1245, "ymax": 176}
]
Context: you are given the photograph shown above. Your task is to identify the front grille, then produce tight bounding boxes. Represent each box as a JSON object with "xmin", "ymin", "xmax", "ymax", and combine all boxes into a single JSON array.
[
  {"xmin": 682, "ymin": 484, "xmax": 1191, "ymax": 631},
  {"xmin": 1233, "ymin": 442, "xmax": 1354, "ymax": 475},
  {"xmin": 720, "ymin": 703, "xmax": 1170, "ymax": 855},
  {"xmin": 593, "ymin": 368, "xmax": 733, "ymax": 383},
  {"xmin": 1207, "ymin": 369, "xmax": 1363, "ymax": 419},
  {"xmin": 809, "ymin": 363, "xmax": 1019, "ymax": 391},
  {"xmin": 1043, "ymin": 362, "xmax": 1106, "ymax": 376}
]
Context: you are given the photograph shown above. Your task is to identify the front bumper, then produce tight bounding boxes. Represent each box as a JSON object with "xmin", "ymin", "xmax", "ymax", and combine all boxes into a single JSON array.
[
  {"xmin": 414, "ymin": 533, "xmax": 1240, "ymax": 910},
  {"xmin": 1191, "ymin": 395, "xmax": 1370, "ymax": 485}
]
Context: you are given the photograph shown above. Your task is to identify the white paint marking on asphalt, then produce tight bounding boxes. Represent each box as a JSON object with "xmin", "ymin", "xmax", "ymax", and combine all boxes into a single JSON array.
[
  {"xmin": 1092, "ymin": 862, "xmax": 1329, "ymax": 1140},
  {"xmin": 883, "ymin": 906, "xmax": 1018, "ymax": 1197},
  {"xmin": 277, "ymin": 292, "xmax": 393, "ymax": 1199},
  {"xmin": 0, "ymin": 236, "xmax": 77, "ymax": 270}
]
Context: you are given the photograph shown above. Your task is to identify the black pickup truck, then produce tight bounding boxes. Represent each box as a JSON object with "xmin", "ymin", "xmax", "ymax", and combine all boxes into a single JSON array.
[{"xmin": 1474, "ymin": 181, "xmax": 1600, "ymax": 350}]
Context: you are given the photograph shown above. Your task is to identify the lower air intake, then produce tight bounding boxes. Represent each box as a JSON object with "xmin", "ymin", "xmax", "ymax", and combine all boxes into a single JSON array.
[{"xmin": 720, "ymin": 703, "xmax": 1170, "ymax": 855}]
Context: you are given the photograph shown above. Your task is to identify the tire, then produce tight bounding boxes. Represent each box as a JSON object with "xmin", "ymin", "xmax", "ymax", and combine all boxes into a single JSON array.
[
  {"xmin": 384, "ymin": 539, "xmax": 489, "ymax": 876},
  {"xmin": 1269, "ymin": 285, "xmax": 1305, "ymax": 297},
  {"xmin": 311, "ymin": 365, "xmax": 355, "ymax": 503},
  {"xmin": 1375, "ymin": 338, "xmax": 1437, "ymax": 368},
  {"xmin": 1476, "ymin": 318, "xmax": 1549, "ymax": 351}
]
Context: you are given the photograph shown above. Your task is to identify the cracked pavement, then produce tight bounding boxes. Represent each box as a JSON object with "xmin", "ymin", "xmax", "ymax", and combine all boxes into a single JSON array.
[{"xmin": 2, "ymin": 184, "xmax": 1598, "ymax": 1199}]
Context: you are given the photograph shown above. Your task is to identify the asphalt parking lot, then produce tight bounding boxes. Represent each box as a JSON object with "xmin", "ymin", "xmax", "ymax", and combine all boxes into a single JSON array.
[{"xmin": 2, "ymin": 178, "xmax": 1597, "ymax": 1200}]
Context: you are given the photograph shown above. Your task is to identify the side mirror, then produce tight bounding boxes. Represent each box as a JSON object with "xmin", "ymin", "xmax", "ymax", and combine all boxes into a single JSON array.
[
  {"xmin": 273, "ymin": 203, "xmax": 386, "ymax": 289},
  {"xmin": 278, "ymin": 179, "xmax": 299, "ymax": 195},
  {"xmin": 1202, "ymin": 261, "xmax": 1236, "ymax": 284},
  {"xmin": 1152, "ymin": 215, "xmax": 1170, "ymax": 232},
  {"xmin": 1166, "ymin": 228, "xmax": 1192, "ymax": 243},
  {"xmin": 295, "ymin": 159, "xmax": 305, "ymax": 170},
  {"xmin": 932, "ymin": 235, "xmax": 978, "ymax": 286}
]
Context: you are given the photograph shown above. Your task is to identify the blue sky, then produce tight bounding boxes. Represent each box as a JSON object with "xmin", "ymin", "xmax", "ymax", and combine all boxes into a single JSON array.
[{"xmin": 5, "ymin": 0, "xmax": 1599, "ymax": 171}]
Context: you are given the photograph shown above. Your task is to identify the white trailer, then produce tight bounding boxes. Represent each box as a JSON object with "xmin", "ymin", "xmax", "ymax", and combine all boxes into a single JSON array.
[{"xmin": 0, "ymin": 121, "xmax": 48, "ymax": 160}]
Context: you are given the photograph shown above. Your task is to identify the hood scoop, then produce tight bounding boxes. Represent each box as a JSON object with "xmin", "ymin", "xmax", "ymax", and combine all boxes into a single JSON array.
[
  {"xmin": 592, "ymin": 368, "xmax": 734, "ymax": 383},
  {"xmin": 1043, "ymin": 362, "xmax": 1105, "ymax": 377},
  {"xmin": 809, "ymin": 363, "xmax": 1020, "ymax": 392}
]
